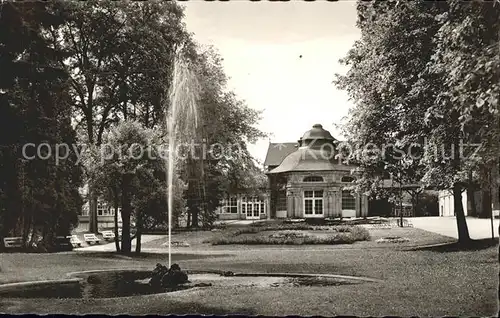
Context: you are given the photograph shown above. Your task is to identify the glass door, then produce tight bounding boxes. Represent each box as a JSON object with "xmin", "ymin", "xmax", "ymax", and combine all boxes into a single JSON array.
[
  {"xmin": 304, "ymin": 190, "xmax": 324, "ymax": 217},
  {"xmin": 243, "ymin": 197, "xmax": 260, "ymax": 220}
]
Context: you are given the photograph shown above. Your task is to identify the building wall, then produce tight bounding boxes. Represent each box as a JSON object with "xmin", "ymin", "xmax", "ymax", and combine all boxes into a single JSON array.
[
  {"xmin": 76, "ymin": 215, "xmax": 121, "ymax": 232},
  {"xmin": 216, "ymin": 193, "xmax": 269, "ymax": 220},
  {"xmin": 438, "ymin": 187, "xmax": 500, "ymax": 218},
  {"xmin": 77, "ymin": 199, "xmax": 122, "ymax": 232},
  {"xmin": 281, "ymin": 171, "xmax": 368, "ymax": 219},
  {"xmin": 438, "ymin": 190, "xmax": 468, "ymax": 217},
  {"xmin": 217, "ymin": 169, "xmax": 370, "ymax": 220}
]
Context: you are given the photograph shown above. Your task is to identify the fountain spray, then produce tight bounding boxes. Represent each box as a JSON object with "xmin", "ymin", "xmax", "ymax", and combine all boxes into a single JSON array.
[{"xmin": 165, "ymin": 50, "xmax": 200, "ymax": 268}]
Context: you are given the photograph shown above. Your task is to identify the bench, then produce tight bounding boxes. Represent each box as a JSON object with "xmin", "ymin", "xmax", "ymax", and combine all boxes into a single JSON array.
[
  {"xmin": 3, "ymin": 237, "xmax": 23, "ymax": 248},
  {"xmin": 68, "ymin": 235, "xmax": 82, "ymax": 248},
  {"xmin": 83, "ymin": 234, "xmax": 100, "ymax": 245},
  {"xmin": 101, "ymin": 231, "xmax": 115, "ymax": 241}
]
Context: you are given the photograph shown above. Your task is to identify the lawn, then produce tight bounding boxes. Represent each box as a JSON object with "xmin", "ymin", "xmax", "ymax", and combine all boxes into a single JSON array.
[{"xmin": 0, "ymin": 227, "xmax": 497, "ymax": 316}]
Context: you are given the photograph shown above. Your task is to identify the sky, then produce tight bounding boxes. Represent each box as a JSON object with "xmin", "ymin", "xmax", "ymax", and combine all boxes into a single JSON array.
[{"xmin": 182, "ymin": 0, "xmax": 361, "ymax": 164}]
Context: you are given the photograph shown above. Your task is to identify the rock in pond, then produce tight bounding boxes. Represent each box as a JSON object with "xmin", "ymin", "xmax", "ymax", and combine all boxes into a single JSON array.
[{"xmin": 149, "ymin": 263, "xmax": 189, "ymax": 288}]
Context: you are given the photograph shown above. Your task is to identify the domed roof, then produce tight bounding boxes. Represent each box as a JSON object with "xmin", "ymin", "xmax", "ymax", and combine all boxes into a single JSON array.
[
  {"xmin": 302, "ymin": 124, "xmax": 335, "ymax": 141},
  {"xmin": 267, "ymin": 147, "xmax": 352, "ymax": 174}
]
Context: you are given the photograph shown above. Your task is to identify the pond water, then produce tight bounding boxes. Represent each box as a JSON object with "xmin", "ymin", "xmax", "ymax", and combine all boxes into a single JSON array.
[{"xmin": 0, "ymin": 271, "xmax": 366, "ymax": 299}]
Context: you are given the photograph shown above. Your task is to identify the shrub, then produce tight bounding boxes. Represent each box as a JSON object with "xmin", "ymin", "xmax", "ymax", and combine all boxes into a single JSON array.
[
  {"xmin": 350, "ymin": 226, "xmax": 371, "ymax": 241},
  {"xmin": 303, "ymin": 233, "xmax": 355, "ymax": 244},
  {"xmin": 212, "ymin": 222, "xmax": 227, "ymax": 230},
  {"xmin": 331, "ymin": 225, "xmax": 352, "ymax": 233},
  {"xmin": 231, "ymin": 227, "xmax": 261, "ymax": 236},
  {"xmin": 210, "ymin": 227, "xmax": 370, "ymax": 245},
  {"xmin": 269, "ymin": 230, "xmax": 308, "ymax": 239},
  {"xmin": 305, "ymin": 218, "xmax": 327, "ymax": 225}
]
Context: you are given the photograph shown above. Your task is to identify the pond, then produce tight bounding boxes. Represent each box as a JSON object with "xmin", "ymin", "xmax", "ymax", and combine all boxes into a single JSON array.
[{"xmin": 0, "ymin": 270, "xmax": 372, "ymax": 299}]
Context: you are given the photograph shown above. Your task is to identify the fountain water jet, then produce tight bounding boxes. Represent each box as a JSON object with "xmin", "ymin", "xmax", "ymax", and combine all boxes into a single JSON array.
[{"xmin": 165, "ymin": 50, "xmax": 200, "ymax": 267}]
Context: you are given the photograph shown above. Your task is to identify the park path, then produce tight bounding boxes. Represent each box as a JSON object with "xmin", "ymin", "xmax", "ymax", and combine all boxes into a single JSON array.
[
  {"xmin": 408, "ymin": 216, "xmax": 499, "ymax": 240},
  {"xmin": 73, "ymin": 234, "xmax": 164, "ymax": 252}
]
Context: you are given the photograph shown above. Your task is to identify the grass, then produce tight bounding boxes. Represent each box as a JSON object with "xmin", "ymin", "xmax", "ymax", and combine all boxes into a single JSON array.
[
  {"xmin": 0, "ymin": 296, "xmax": 256, "ymax": 315},
  {"xmin": 0, "ymin": 227, "xmax": 496, "ymax": 316},
  {"xmin": 408, "ymin": 237, "xmax": 499, "ymax": 252},
  {"xmin": 0, "ymin": 252, "xmax": 228, "ymax": 285}
]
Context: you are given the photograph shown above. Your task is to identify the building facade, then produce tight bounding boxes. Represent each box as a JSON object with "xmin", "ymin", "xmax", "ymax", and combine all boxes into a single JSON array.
[
  {"xmin": 265, "ymin": 124, "xmax": 368, "ymax": 219},
  {"xmin": 215, "ymin": 194, "xmax": 269, "ymax": 220},
  {"xmin": 76, "ymin": 200, "xmax": 123, "ymax": 232},
  {"xmin": 438, "ymin": 190, "xmax": 468, "ymax": 217},
  {"xmin": 76, "ymin": 185, "xmax": 122, "ymax": 232},
  {"xmin": 438, "ymin": 187, "xmax": 500, "ymax": 218},
  {"xmin": 216, "ymin": 124, "xmax": 368, "ymax": 220}
]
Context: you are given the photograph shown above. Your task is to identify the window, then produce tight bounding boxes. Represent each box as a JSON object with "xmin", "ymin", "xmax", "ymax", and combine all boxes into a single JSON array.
[
  {"xmin": 276, "ymin": 191, "xmax": 287, "ymax": 211},
  {"xmin": 97, "ymin": 201, "xmax": 116, "ymax": 216},
  {"xmin": 342, "ymin": 190, "xmax": 356, "ymax": 210},
  {"xmin": 252, "ymin": 202, "xmax": 259, "ymax": 215},
  {"xmin": 81, "ymin": 204, "xmax": 89, "ymax": 216},
  {"xmin": 97, "ymin": 201, "xmax": 107, "ymax": 216},
  {"xmin": 222, "ymin": 196, "xmax": 238, "ymax": 213},
  {"xmin": 303, "ymin": 176, "xmax": 324, "ymax": 182},
  {"xmin": 341, "ymin": 176, "xmax": 355, "ymax": 183},
  {"xmin": 304, "ymin": 190, "xmax": 323, "ymax": 215},
  {"xmin": 242, "ymin": 196, "xmax": 264, "ymax": 218}
]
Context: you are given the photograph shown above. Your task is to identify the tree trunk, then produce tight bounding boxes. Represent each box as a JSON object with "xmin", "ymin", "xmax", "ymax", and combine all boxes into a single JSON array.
[
  {"xmin": 28, "ymin": 228, "xmax": 37, "ymax": 248},
  {"xmin": 469, "ymin": 188, "xmax": 478, "ymax": 217},
  {"xmin": 409, "ymin": 191, "xmax": 418, "ymax": 217},
  {"xmin": 88, "ymin": 186, "xmax": 99, "ymax": 234},
  {"xmin": 481, "ymin": 188, "xmax": 492, "ymax": 219},
  {"xmin": 478, "ymin": 164, "xmax": 492, "ymax": 218},
  {"xmin": 42, "ymin": 223, "xmax": 54, "ymax": 251},
  {"xmin": 492, "ymin": 159, "xmax": 500, "ymax": 216},
  {"xmin": 113, "ymin": 196, "xmax": 120, "ymax": 253},
  {"xmin": 135, "ymin": 211, "xmax": 142, "ymax": 254},
  {"xmin": 453, "ymin": 183, "xmax": 470, "ymax": 244},
  {"xmin": 467, "ymin": 170, "xmax": 477, "ymax": 217},
  {"xmin": 120, "ymin": 174, "xmax": 132, "ymax": 253},
  {"xmin": 22, "ymin": 215, "xmax": 32, "ymax": 248},
  {"xmin": 191, "ymin": 206, "xmax": 199, "ymax": 228}
]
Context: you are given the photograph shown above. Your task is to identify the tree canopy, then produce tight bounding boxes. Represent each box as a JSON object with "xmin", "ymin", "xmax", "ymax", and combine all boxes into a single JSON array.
[{"xmin": 336, "ymin": 0, "xmax": 499, "ymax": 242}]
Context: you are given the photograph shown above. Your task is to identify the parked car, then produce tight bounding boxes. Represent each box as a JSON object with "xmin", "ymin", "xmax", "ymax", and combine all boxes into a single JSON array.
[{"xmin": 51, "ymin": 236, "xmax": 73, "ymax": 252}]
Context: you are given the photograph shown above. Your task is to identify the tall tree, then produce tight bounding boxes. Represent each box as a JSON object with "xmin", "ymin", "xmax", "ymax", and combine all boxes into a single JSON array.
[
  {"xmin": 427, "ymin": 0, "xmax": 500, "ymax": 219},
  {"xmin": 49, "ymin": 0, "xmax": 190, "ymax": 232},
  {"xmin": 0, "ymin": 1, "xmax": 82, "ymax": 249},
  {"xmin": 335, "ymin": 0, "xmax": 478, "ymax": 242},
  {"xmin": 182, "ymin": 45, "xmax": 267, "ymax": 227},
  {"xmin": 97, "ymin": 120, "xmax": 183, "ymax": 253}
]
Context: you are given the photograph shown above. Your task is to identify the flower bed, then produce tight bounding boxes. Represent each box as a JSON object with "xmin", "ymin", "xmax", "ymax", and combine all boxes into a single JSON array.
[{"xmin": 208, "ymin": 226, "xmax": 370, "ymax": 245}]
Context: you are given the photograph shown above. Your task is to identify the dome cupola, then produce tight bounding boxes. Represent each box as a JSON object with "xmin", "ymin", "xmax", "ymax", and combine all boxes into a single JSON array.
[
  {"xmin": 299, "ymin": 124, "xmax": 336, "ymax": 148},
  {"xmin": 268, "ymin": 123, "xmax": 348, "ymax": 174}
]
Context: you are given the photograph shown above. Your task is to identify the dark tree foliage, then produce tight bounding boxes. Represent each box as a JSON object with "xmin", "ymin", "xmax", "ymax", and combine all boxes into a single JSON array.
[{"xmin": 0, "ymin": 1, "xmax": 82, "ymax": 249}]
